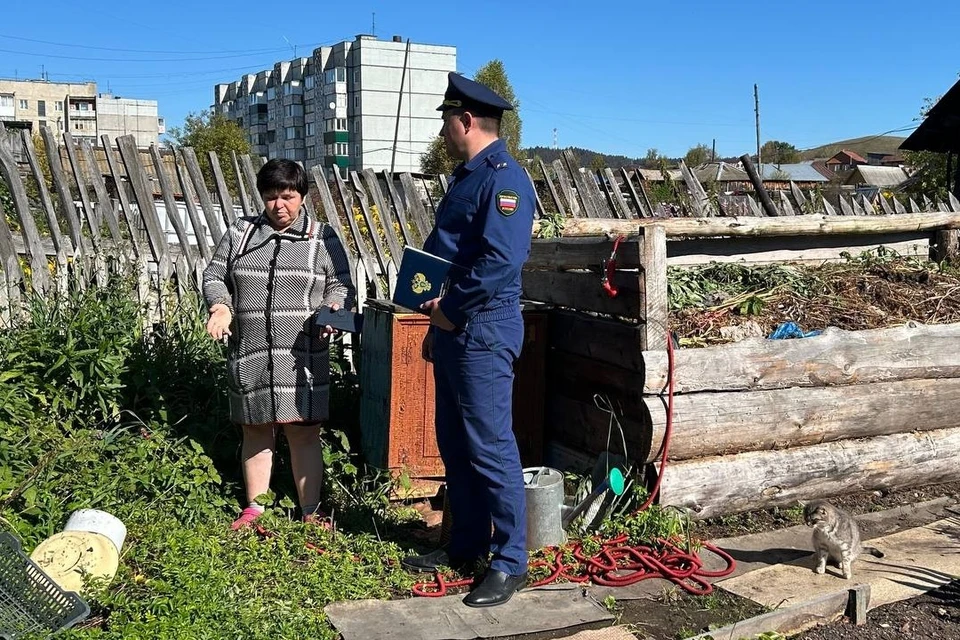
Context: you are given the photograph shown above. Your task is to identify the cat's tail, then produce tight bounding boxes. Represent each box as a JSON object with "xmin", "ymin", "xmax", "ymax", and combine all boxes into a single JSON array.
[{"xmin": 863, "ymin": 546, "xmax": 885, "ymax": 558}]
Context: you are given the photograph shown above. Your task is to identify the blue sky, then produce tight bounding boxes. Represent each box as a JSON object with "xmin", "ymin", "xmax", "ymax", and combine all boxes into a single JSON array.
[{"xmin": 2, "ymin": 0, "xmax": 957, "ymax": 158}]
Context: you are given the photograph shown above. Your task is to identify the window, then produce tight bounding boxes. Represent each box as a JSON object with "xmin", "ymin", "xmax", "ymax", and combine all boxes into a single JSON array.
[
  {"xmin": 354, "ymin": 143, "xmax": 360, "ymax": 157},
  {"xmin": 353, "ymin": 95, "xmax": 360, "ymax": 109},
  {"xmin": 267, "ymin": 130, "xmax": 276, "ymax": 143},
  {"xmin": 336, "ymin": 67, "xmax": 346, "ymax": 82},
  {"xmin": 324, "ymin": 69, "xmax": 336, "ymax": 85},
  {"xmin": 336, "ymin": 118, "xmax": 347, "ymax": 131},
  {"xmin": 37, "ymin": 101, "xmax": 45, "ymax": 117},
  {"xmin": 19, "ymin": 99, "xmax": 28, "ymax": 109},
  {"xmin": 351, "ymin": 118, "xmax": 360, "ymax": 134},
  {"xmin": 336, "ymin": 94, "xmax": 347, "ymax": 109},
  {"xmin": 75, "ymin": 122, "xmax": 84, "ymax": 130},
  {"xmin": 305, "ymin": 122, "xmax": 315, "ymax": 136},
  {"xmin": 55, "ymin": 101, "xmax": 62, "ymax": 112},
  {"xmin": 305, "ymin": 75, "xmax": 315, "ymax": 90},
  {"xmin": 284, "ymin": 104, "xmax": 303, "ymax": 117},
  {"xmin": 0, "ymin": 94, "xmax": 12, "ymax": 108},
  {"xmin": 336, "ymin": 142, "xmax": 347, "ymax": 156},
  {"xmin": 285, "ymin": 126, "xmax": 303, "ymax": 140},
  {"xmin": 353, "ymin": 69, "xmax": 360, "ymax": 83},
  {"xmin": 267, "ymin": 86, "xmax": 276, "ymax": 100}
]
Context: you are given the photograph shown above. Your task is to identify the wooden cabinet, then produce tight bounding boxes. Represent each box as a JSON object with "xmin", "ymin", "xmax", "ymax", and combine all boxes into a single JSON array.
[{"xmin": 359, "ymin": 300, "xmax": 547, "ymax": 480}]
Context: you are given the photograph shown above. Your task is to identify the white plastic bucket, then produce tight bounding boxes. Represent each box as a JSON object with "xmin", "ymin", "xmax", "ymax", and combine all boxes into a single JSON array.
[{"xmin": 64, "ymin": 509, "xmax": 126, "ymax": 554}]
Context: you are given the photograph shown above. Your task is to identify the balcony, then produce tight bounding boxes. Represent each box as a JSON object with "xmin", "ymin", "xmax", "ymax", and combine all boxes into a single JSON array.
[{"xmin": 69, "ymin": 109, "xmax": 96, "ymax": 119}]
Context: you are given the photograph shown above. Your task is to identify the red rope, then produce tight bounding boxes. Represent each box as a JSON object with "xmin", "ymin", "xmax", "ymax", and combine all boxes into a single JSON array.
[{"xmin": 413, "ymin": 333, "xmax": 737, "ymax": 597}]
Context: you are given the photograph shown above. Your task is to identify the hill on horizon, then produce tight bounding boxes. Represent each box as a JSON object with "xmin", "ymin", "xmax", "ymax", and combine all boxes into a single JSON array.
[
  {"xmin": 522, "ymin": 146, "xmax": 648, "ymax": 170},
  {"xmin": 799, "ymin": 135, "xmax": 907, "ymax": 161}
]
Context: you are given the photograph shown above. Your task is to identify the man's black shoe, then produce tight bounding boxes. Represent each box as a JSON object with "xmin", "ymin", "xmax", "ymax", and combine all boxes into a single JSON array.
[
  {"xmin": 462, "ymin": 569, "xmax": 527, "ymax": 607},
  {"xmin": 401, "ymin": 549, "xmax": 480, "ymax": 573}
]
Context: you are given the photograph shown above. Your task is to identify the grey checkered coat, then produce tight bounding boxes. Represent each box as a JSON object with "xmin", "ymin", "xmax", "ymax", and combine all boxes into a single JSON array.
[{"xmin": 202, "ymin": 212, "xmax": 355, "ymax": 426}]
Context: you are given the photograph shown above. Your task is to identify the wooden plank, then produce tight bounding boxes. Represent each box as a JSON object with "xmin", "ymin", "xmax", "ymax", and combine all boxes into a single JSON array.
[
  {"xmin": 181, "ymin": 147, "xmax": 224, "ymax": 245},
  {"xmin": 149, "ymin": 145, "xmax": 196, "ymax": 272},
  {"xmin": 62, "ymin": 131, "xmax": 102, "ymax": 244},
  {"xmin": 892, "ymin": 195, "xmax": 907, "ymax": 214},
  {"xmin": 208, "ymin": 150, "xmax": 237, "ymax": 224},
  {"xmin": 839, "ymin": 195, "xmax": 855, "ymax": 216},
  {"xmin": 40, "ymin": 127, "xmax": 84, "ymax": 252},
  {"xmin": 527, "ymin": 237, "xmax": 641, "ymax": 271},
  {"xmin": 100, "ymin": 135, "xmax": 144, "ymax": 259},
  {"xmin": 658, "ymin": 426, "xmax": 960, "ymax": 519},
  {"xmin": 562, "ymin": 150, "xmax": 601, "ymax": 218},
  {"xmin": 790, "ymin": 181, "xmax": 809, "ymax": 211},
  {"xmin": 79, "ymin": 139, "xmax": 124, "ymax": 247},
  {"xmin": 360, "ymin": 168, "xmax": 404, "ymax": 261},
  {"xmin": 398, "ymin": 172, "xmax": 433, "ymax": 242},
  {"xmin": 678, "ymin": 160, "xmax": 713, "ymax": 217},
  {"xmin": 521, "ymin": 270, "xmax": 640, "ymax": 317},
  {"xmin": 20, "ymin": 130, "xmax": 65, "ymax": 255},
  {"xmin": 640, "ymin": 225, "xmax": 668, "ymax": 350},
  {"xmin": 878, "ymin": 192, "xmax": 894, "ymax": 215},
  {"xmin": 552, "ymin": 158, "xmax": 581, "ymax": 218},
  {"xmin": 546, "ymin": 394, "xmax": 652, "ymax": 467},
  {"xmin": 619, "ymin": 167, "xmax": 644, "ymax": 218},
  {"xmin": 381, "ymin": 170, "xmax": 415, "ymax": 246},
  {"xmin": 530, "ymin": 211, "xmax": 960, "ymax": 239},
  {"xmin": 334, "ymin": 168, "xmax": 384, "ymax": 298},
  {"xmin": 173, "ymin": 149, "xmax": 212, "ymax": 261},
  {"xmin": 0, "ymin": 142, "xmax": 45, "ymax": 291},
  {"xmin": 539, "ymin": 158, "xmax": 566, "ymax": 217},
  {"xmin": 778, "ymin": 190, "xmax": 796, "ymax": 216},
  {"xmin": 349, "ymin": 171, "xmax": 391, "ymax": 273},
  {"xmin": 950, "ymin": 192, "xmax": 960, "ymax": 211},
  {"xmin": 523, "ymin": 166, "xmax": 546, "ymax": 219},
  {"xmin": 240, "ymin": 154, "xmax": 264, "ymax": 212},
  {"xmin": 909, "ymin": 197, "xmax": 922, "ymax": 214},
  {"xmin": 548, "ymin": 309, "xmax": 644, "ymax": 372},
  {"xmin": 117, "ymin": 135, "xmax": 168, "ymax": 263},
  {"xmin": 231, "ymin": 150, "xmax": 253, "ymax": 217},
  {"xmin": 583, "ymin": 168, "xmax": 614, "ymax": 218},
  {"xmin": 635, "ymin": 173, "xmax": 656, "ymax": 218},
  {"xmin": 310, "ymin": 166, "xmax": 349, "ymax": 243},
  {"xmin": 851, "ymin": 195, "xmax": 866, "ymax": 216},
  {"xmin": 935, "ymin": 229, "xmax": 959, "ymax": 262},
  {"xmin": 602, "ymin": 168, "xmax": 631, "ymax": 219}
]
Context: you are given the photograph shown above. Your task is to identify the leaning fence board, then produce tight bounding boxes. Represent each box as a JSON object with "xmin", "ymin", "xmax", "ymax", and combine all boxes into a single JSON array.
[
  {"xmin": 645, "ymin": 377, "xmax": 960, "ymax": 463},
  {"xmin": 524, "ymin": 166, "xmax": 546, "ymax": 219},
  {"xmin": 182, "ymin": 147, "xmax": 224, "ymax": 245},
  {"xmin": 208, "ymin": 151, "xmax": 237, "ymax": 225},
  {"xmin": 398, "ymin": 172, "xmax": 433, "ymax": 241},
  {"xmin": 360, "ymin": 169, "xmax": 404, "ymax": 261},
  {"xmin": 552, "ymin": 158, "xmax": 581, "ymax": 218},
  {"xmin": 620, "ymin": 167, "xmax": 645, "ymax": 218},
  {"xmin": 678, "ymin": 160, "xmax": 713, "ymax": 217},
  {"xmin": 101, "ymin": 135, "xmax": 144, "ymax": 259},
  {"xmin": 174, "ymin": 149, "xmax": 212, "ymax": 261},
  {"xmin": 381, "ymin": 171, "xmax": 415, "ymax": 246},
  {"xmin": 117, "ymin": 135, "xmax": 168, "ymax": 263},
  {"xmin": 231, "ymin": 151, "xmax": 253, "ymax": 217},
  {"xmin": 531, "ymin": 211, "xmax": 960, "ymax": 239},
  {"xmin": 0, "ymin": 143, "xmax": 44, "ymax": 291},
  {"xmin": 522, "ymin": 270, "xmax": 641, "ymax": 318},
  {"xmin": 539, "ymin": 158, "xmax": 566, "ymax": 217},
  {"xmin": 79, "ymin": 139, "xmax": 124, "ymax": 247},
  {"xmin": 63, "ymin": 132, "xmax": 102, "ymax": 245},
  {"xmin": 350, "ymin": 172, "xmax": 393, "ymax": 270},
  {"xmin": 40, "ymin": 127, "xmax": 84, "ymax": 252},
  {"xmin": 602, "ymin": 168, "xmax": 631, "ymax": 219},
  {"xmin": 20, "ymin": 130, "xmax": 66, "ymax": 255},
  {"xmin": 241, "ymin": 154, "xmax": 264, "ymax": 212},
  {"xmin": 658, "ymin": 426, "xmax": 960, "ymax": 519},
  {"xmin": 150, "ymin": 145, "xmax": 196, "ymax": 272},
  {"xmin": 333, "ymin": 169, "xmax": 384, "ymax": 298},
  {"xmin": 526, "ymin": 237, "xmax": 641, "ymax": 271}
]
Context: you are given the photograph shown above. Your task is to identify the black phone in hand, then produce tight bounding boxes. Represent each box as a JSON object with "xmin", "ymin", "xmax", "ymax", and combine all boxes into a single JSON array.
[{"xmin": 313, "ymin": 306, "xmax": 363, "ymax": 333}]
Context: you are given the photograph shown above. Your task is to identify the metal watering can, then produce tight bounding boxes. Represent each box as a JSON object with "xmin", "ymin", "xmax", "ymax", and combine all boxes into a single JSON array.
[{"xmin": 522, "ymin": 466, "xmax": 626, "ymax": 550}]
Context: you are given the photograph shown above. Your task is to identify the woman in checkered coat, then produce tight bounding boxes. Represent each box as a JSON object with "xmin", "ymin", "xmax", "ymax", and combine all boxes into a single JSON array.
[{"xmin": 202, "ymin": 159, "xmax": 355, "ymax": 530}]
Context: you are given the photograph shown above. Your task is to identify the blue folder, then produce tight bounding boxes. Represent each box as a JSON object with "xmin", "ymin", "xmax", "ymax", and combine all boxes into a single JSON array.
[{"xmin": 392, "ymin": 246, "xmax": 466, "ymax": 314}]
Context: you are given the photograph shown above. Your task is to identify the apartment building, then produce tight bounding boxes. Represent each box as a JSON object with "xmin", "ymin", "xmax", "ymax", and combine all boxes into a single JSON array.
[
  {"xmin": 213, "ymin": 34, "xmax": 456, "ymax": 176},
  {"xmin": 0, "ymin": 79, "xmax": 163, "ymax": 147}
]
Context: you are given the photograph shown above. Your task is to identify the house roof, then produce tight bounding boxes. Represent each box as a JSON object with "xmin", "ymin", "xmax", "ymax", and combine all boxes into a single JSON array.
[
  {"xmin": 808, "ymin": 159, "xmax": 836, "ymax": 179},
  {"xmin": 900, "ymin": 77, "xmax": 960, "ymax": 154},
  {"xmin": 844, "ymin": 165, "xmax": 909, "ymax": 187},
  {"xmin": 826, "ymin": 149, "xmax": 867, "ymax": 164},
  {"xmin": 760, "ymin": 163, "xmax": 830, "ymax": 182},
  {"xmin": 635, "ymin": 167, "xmax": 682, "ymax": 181},
  {"xmin": 692, "ymin": 162, "xmax": 748, "ymax": 183}
]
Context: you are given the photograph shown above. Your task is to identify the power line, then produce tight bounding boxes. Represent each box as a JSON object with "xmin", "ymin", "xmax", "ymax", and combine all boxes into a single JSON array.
[
  {"xmin": 0, "ymin": 33, "xmax": 295, "ymax": 55},
  {"xmin": 0, "ymin": 47, "xmax": 302, "ymax": 63}
]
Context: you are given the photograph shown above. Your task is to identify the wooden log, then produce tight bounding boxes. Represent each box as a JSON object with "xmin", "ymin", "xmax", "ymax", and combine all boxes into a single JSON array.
[
  {"xmin": 658, "ymin": 426, "xmax": 960, "ymax": 519},
  {"xmin": 181, "ymin": 147, "xmax": 224, "ymax": 245},
  {"xmin": 530, "ymin": 211, "xmax": 960, "ymax": 239},
  {"xmin": 360, "ymin": 168, "xmax": 404, "ymax": 261},
  {"xmin": 526, "ymin": 237, "xmax": 641, "ymax": 271},
  {"xmin": 117, "ymin": 135, "xmax": 168, "ymax": 263},
  {"xmin": 642, "ymin": 323, "xmax": 960, "ymax": 394},
  {"xmin": 522, "ymin": 270, "xmax": 641, "ymax": 317},
  {"xmin": 0, "ymin": 143, "xmax": 43, "ymax": 291},
  {"xmin": 149, "ymin": 145, "xmax": 196, "ymax": 272},
  {"xmin": 539, "ymin": 158, "xmax": 566, "ymax": 217},
  {"xmin": 100, "ymin": 135, "xmax": 144, "ymax": 259},
  {"xmin": 62, "ymin": 131, "xmax": 102, "ymax": 244},
  {"xmin": 79, "ymin": 139, "xmax": 124, "ymax": 247},
  {"xmin": 20, "ymin": 131, "xmax": 65, "ymax": 255},
  {"xmin": 640, "ymin": 225, "xmax": 668, "ymax": 350},
  {"xmin": 231, "ymin": 151, "xmax": 253, "ymax": 217},
  {"xmin": 739, "ymin": 155, "xmax": 779, "ymax": 217},
  {"xmin": 40, "ymin": 127, "xmax": 84, "ymax": 252},
  {"xmin": 208, "ymin": 150, "xmax": 237, "ymax": 225},
  {"xmin": 398, "ymin": 172, "xmax": 433, "ymax": 242},
  {"xmin": 173, "ymin": 149, "xmax": 212, "ymax": 261},
  {"xmin": 935, "ymin": 229, "xmax": 960, "ymax": 262},
  {"xmin": 381, "ymin": 170, "xmax": 414, "ymax": 246},
  {"xmin": 552, "ymin": 158, "xmax": 581, "ymax": 218}
]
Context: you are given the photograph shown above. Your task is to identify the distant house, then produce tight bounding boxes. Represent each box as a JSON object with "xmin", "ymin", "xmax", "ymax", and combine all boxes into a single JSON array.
[
  {"xmin": 825, "ymin": 149, "xmax": 867, "ymax": 172},
  {"xmin": 760, "ymin": 163, "xmax": 830, "ymax": 190},
  {"xmin": 633, "ymin": 167, "xmax": 682, "ymax": 182},
  {"xmin": 844, "ymin": 165, "xmax": 909, "ymax": 188},
  {"xmin": 692, "ymin": 162, "xmax": 748, "ymax": 185},
  {"xmin": 808, "ymin": 159, "xmax": 837, "ymax": 180}
]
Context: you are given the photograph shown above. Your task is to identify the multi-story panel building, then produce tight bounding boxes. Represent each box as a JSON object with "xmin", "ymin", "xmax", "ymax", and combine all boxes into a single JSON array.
[
  {"xmin": 0, "ymin": 79, "xmax": 163, "ymax": 148},
  {"xmin": 214, "ymin": 34, "xmax": 456, "ymax": 177}
]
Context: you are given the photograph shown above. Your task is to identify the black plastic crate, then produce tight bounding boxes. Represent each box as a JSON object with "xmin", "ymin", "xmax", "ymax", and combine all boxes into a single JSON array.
[{"xmin": 0, "ymin": 532, "xmax": 89, "ymax": 639}]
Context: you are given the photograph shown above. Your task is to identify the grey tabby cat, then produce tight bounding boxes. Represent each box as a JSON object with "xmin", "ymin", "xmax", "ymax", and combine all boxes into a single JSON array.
[{"xmin": 804, "ymin": 500, "xmax": 884, "ymax": 579}]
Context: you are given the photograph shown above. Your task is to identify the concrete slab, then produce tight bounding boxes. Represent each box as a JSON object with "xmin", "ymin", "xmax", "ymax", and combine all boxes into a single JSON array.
[
  {"xmin": 720, "ymin": 516, "xmax": 960, "ymax": 611},
  {"xmin": 324, "ymin": 584, "xmax": 613, "ymax": 640}
]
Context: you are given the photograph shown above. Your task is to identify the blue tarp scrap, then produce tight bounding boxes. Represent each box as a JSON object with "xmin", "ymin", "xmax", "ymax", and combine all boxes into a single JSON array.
[{"xmin": 768, "ymin": 321, "xmax": 823, "ymax": 340}]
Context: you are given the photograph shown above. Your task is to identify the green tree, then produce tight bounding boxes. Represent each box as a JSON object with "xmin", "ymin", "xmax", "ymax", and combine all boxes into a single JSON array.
[
  {"xmin": 419, "ymin": 135, "xmax": 455, "ymax": 176},
  {"xmin": 167, "ymin": 111, "xmax": 251, "ymax": 196},
  {"xmin": 684, "ymin": 143, "xmax": 712, "ymax": 167},
  {"xmin": 903, "ymin": 96, "xmax": 950, "ymax": 200},
  {"xmin": 642, "ymin": 148, "xmax": 663, "ymax": 169},
  {"xmin": 760, "ymin": 140, "xmax": 801, "ymax": 165},
  {"xmin": 589, "ymin": 155, "xmax": 606, "ymax": 172}
]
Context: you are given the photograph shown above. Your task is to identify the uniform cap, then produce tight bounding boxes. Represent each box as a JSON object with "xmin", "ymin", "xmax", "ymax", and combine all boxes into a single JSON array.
[{"xmin": 437, "ymin": 72, "xmax": 514, "ymax": 118}]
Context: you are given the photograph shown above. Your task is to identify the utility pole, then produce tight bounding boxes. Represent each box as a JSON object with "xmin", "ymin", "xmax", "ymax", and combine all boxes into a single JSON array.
[
  {"xmin": 390, "ymin": 39, "xmax": 411, "ymax": 174},
  {"xmin": 754, "ymin": 84, "xmax": 762, "ymax": 178},
  {"xmin": 711, "ymin": 138, "xmax": 716, "ymax": 162}
]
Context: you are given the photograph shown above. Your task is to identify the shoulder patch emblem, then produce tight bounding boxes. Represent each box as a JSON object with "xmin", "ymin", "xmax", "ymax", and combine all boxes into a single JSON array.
[{"xmin": 496, "ymin": 189, "xmax": 520, "ymax": 216}]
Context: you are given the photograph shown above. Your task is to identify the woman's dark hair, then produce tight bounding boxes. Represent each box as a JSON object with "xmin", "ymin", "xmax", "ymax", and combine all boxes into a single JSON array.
[{"xmin": 256, "ymin": 158, "xmax": 309, "ymax": 196}]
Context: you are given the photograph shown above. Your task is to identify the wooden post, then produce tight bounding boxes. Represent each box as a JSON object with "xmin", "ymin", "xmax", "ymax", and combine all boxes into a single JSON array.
[
  {"xmin": 739, "ymin": 154, "xmax": 779, "ymax": 217},
  {"xmin": 0, "ymin": 143, "xmax": 46, "ymax": 292},
  {"xmin": 79, "ymin": 138, "xmax": 124, "ymax": 247},
  {"xmin": 40, "ymin": 127, "xmax": 84, "ymax": 253},
  {"xmin": 208, "ymin": 150, "xmax": 237, "ymax": 224},
  {"xmin": 100, "ymin": 135, "xmax": 144, "ymax": 260},
  {"xmin": 149, "ymin": 144, "xmax": 196, "ymax": 272},
  {"xmin": 116, "ymin": 135, "xmax": 168, "ymax": 263},
  {"xmin": 639, "ymin": 224, "xmax": 668, "ymax": 351},
  {"xmin": 181, "ymin": 147, "xmax": 224, "ymax": 245},
  {"xmin": 20, "ymin": 130, "xmax": 65, "ymax": 255}
]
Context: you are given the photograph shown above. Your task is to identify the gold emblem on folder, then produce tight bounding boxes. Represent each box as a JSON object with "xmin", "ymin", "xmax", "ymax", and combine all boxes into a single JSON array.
[{"xmin": 411, "ymin": 272, "xmax": 431, "ymax": 295}]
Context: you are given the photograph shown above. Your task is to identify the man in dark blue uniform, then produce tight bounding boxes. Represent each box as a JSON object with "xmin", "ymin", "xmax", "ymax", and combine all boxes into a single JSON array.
[{"xmin": 401, "ymin": 72, "xmax": 534, "ymax": 608}]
